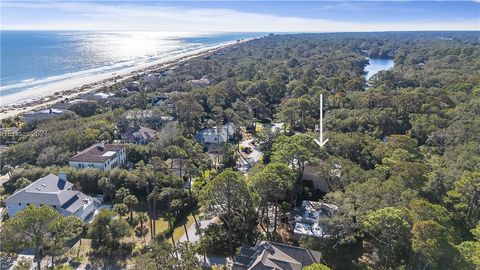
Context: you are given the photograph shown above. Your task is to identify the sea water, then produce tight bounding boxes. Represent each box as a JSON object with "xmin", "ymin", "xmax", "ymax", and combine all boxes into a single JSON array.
[{"xmin": 0, "ymin": 31, "xmax": 261, "ymax": 99}]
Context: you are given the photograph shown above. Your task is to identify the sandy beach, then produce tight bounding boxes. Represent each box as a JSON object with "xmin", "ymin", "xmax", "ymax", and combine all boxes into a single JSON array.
[{"xmin": 0, "ymin": 40, "xmax": 244, "ymax": 120}]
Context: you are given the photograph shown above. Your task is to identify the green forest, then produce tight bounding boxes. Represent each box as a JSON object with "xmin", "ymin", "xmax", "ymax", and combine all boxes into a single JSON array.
[{"xmin": 1, "ymin": 31, "xmax": 479, "ymax": 269}]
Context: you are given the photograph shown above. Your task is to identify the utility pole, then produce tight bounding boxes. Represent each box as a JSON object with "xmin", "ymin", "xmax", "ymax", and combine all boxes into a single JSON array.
[{"xmin": 315, "ymin": 94, "xmax": 328, "ymax": 147}]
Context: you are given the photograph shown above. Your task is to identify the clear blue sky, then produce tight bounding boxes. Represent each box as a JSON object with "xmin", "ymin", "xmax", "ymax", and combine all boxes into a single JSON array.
[{"xmin": 2, "ymin": 1, "xmax": 479, "ymax": 32}]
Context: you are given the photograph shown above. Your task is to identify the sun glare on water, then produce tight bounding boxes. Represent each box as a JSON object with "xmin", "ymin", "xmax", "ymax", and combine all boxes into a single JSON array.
[{"xmin": 72, "ymin": 31, "xmax": 206, "ymax": 63}]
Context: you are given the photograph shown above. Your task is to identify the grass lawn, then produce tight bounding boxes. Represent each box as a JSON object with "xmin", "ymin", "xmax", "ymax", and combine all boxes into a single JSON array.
[
  {"xmin": 154, "ymin": 218, "xmax": 169, "ymax": 234},
  {"xmin": 131, "ymin": 211, "xmax": 198, "ymax": 244},
  {"xmin": 171, "ymin": 214, "xmax": 196, "ymax": 242},
  {"xmin": 68, "ymin": 238, "xmax": 92, "ymax": 265}
]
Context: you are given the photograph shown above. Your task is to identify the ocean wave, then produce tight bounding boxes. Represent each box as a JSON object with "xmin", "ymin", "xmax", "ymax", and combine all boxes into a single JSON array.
[{"xmin": 0, "ymin": 42, "xmax": 218, "ymax": 97}]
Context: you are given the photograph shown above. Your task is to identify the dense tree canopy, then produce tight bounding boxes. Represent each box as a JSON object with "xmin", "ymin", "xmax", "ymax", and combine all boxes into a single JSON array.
[{"xmin": 1, "ymin": 31, "xmax": 479, "ymax": 269}]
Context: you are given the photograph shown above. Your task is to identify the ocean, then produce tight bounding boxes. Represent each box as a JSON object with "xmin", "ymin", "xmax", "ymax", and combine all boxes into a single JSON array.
[{"xmin": 0, "ymin": 31, "xmax": 262, "ymax": 100}]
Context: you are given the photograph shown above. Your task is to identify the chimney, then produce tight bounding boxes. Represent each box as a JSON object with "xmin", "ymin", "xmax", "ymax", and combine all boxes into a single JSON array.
[
  {"xmin": 97, "ymin": 141, "xmax": 105, "ymax": 151},
  {"xmin": 59, "ymin": 172, "xmax": 67, "ymax": 182}
]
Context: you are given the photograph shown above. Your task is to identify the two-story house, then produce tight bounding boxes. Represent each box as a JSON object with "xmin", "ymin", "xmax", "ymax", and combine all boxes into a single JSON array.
[
  {"xmin": 195, "ymin": 122, "xmax": 235, "ymax": 147},
  {"xmin": 69, "ymin": 142, "xmax": 126, "ymax": 171},
  {"xmin": 121, "ymin": 126, "xmax": 156, "ymax": 145},
  {"xmin": 6, "ymin": 173, "xmax": 96, "ymax": 221}
]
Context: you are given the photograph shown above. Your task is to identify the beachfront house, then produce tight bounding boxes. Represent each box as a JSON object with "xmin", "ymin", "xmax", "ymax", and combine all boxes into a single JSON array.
[
  {"xmin": 124, "ymin": 81, "xmax": 142, "ymax": 92},
  {"xmin": 121, "ymin": 126, "xmax": 156, "ymax": 145},
  {"xmin": 23, "ymin": 108, "xmax": 68, "ymax": 123},
  {"xmin": 69, "ymin": 142, "xmax": 126, "ymax": 171},
  {"xmin": 143, "ymin": 73, "xmax": 163, "ymax": 84},
  {"xmin": 291, "ymin": 200, "xmax": 338, "ymax": 240},
  {"xmin": 6, "ymin": 173, "xmax": 96, "ymax": 221},
  {"xmin": 231, "ymin": 241, "xmax": 322, "ymax": 270},
  {"xmin": 195, "ymin": 122, "xmax": 235, "ymax": 147}
]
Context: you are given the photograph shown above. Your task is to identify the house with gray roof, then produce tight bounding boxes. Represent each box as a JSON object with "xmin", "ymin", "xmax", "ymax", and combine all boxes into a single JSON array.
[
  {"xmin": 69, "ymin": 142, "xmax": 126, "ymax": 171},
  {"xmin": 292, "ymin": 200, "xmax": 338, "ymax": 240},
  {"xmin": 6, "ymin": 173, "xmax": 96, "ymax": 221},
  {"xmin": 121, "ymin": 126, "xmax": 156, "ymax": 145},
  {"xmin": 195, "ymin": 123, "xmax": 235, "ymax": 147},
  {"xmin": 124, "ymin": 81, "xmax": 142, "ymax": 92},
  {"xmin": 232, "ymin": 241, "xmax": 322, "ymax": 270},
  {"xmin": 23, "ymin": 108, "xmax": 69, "ymax": 123}
]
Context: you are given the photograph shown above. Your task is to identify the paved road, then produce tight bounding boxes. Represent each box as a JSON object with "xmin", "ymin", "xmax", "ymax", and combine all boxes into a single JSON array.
[
  {"xmin": 238, "ymin": 138, "xmax": 262, "ymax": 173},
  {"xmin": 178, "ymin": 216, "xmax": 217, "ymax": 243}
]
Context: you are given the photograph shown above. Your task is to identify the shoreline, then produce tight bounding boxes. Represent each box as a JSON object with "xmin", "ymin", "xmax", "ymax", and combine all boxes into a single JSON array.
[{"xmin": 0, "ymin": 39, "xmax": 248, "ymax": 120}]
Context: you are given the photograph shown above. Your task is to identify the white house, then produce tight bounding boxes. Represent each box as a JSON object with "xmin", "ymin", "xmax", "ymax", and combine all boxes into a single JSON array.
[
  {"xmin": 195, "ymin": 123, "xmax": 235, "ymax": 147},
  {"xmin": 6, "ymin": 173, "xmax": 96, "ymax": 221},
  {"xmin": 69, "ymin": 142, "xmax": 126, "ymax": 171}
]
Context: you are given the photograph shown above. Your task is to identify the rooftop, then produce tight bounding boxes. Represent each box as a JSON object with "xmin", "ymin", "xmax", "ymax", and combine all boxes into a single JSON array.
[
  {"xmin": 6, "ymin": 173, "xmax": 92, "ymax": 214},
  {"xmin": 23, "ymin": 108, "xmax": 67, "ymax": 121},
  {"xmin": 122, "ymin": 126, "xmax": 156, "ymax": 142},
  {"xmin": 293, "ymin": 200, "xmax": 337, "ymax": 238},
  {"xmin": 69, "ymin": 143, "xmax": 125, "ymax": 163},
  {"xmin": 232, "ymin": 241, "xmax": 322, "ymax": 270}
]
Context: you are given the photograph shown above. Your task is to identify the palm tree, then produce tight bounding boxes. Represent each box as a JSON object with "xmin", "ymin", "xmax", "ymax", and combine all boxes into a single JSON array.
[
  {"xmin": 135, "ymin": 160, "xmax": 156, "ymax": 239},
  {"xmin": 137, "ymin": 212, "xmax": 149, "ymax": 242},
  {"xmin": 113, "ymin": 203, "xmax": 129, "ymax": 217},
  {"xmin": 123, "ymin": 195, "xmax": 138, "ymax": 222}
]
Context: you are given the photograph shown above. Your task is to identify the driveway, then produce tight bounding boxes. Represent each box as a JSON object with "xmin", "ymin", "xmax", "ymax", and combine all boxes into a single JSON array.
[
  {"xmin": 178, "ymin": 216, "xmax": 217, "ymax": 243},
  {"xmin": 238, "ymin": 138, "xmax": 262, "ymax": 174}
]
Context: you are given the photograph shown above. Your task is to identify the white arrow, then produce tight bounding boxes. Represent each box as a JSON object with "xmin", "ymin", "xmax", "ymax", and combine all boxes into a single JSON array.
[{"xmin": 315, "ymin": 94, "xmax": 328, "ymax": 147}]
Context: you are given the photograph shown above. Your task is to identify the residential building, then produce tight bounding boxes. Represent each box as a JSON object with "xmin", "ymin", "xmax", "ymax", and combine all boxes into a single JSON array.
[
  {"xmin": 121, "ymin": 126, "xmax": 156, "ymax": 144},
  {"xmin": 292, "ymin": 200, "xmax": 337, "ymax": 240},
  {"xmin": 153, "ymin": 94, "xmax": 173, "ymax": 109},
  {"xmin": 144, "ymin": 73, "xmax": 163, "ymax": 84},
  {"xmin": 232, "ymin": 241, "xmax": 322, "ymax": 270},
  {"xmin": 195, "ymin": 123, "xmax": 235, "ymax": 147},
  {"xmin": 125, "ymin": 81, "xmax": 142, "ymax": 92},
  {"xmin": 69, "ymin": 142, "xmax": 126, "ymax": 171},
  {"xmin": 91, "ymin": 92, "xmax": 115, "ymax": 100},
  {"xmin": 6, "ymin": 173, "xmax": 96, "ymax": 221},
  {"xmin": 23, "ymin": 108, "xmax": 68, "ymax": 123}
]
